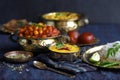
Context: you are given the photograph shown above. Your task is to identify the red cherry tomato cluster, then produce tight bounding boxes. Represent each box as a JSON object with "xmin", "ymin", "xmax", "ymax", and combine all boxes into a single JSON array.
[
  {"xmin": 18, "ymin": 23, "xmax": 61, "ymax": 38},
  {"xmin": 67, "ymin": 30, "xmax": 95, "ymax": 44}
]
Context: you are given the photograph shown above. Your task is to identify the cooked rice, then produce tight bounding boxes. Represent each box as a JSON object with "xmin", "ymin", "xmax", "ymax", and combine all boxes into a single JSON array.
[{"xmin": 100, "ymin": 41, "xmax": 120, "ymax": 61}]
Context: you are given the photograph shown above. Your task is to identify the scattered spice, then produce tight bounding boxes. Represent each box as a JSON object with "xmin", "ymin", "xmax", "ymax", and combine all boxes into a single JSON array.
[{"xmin": 2, "ymin": 61, "xmax": 30, "ymax": 74}]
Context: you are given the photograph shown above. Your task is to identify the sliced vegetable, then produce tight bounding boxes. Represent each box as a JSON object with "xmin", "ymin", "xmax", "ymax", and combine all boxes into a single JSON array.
[
  {"xmin": 89, "ymin": 52, "xmax": 100, "ymax": 63},
  {"xmin": 98, "ymin": 61, "xmax": 120, "ymax": 67}
]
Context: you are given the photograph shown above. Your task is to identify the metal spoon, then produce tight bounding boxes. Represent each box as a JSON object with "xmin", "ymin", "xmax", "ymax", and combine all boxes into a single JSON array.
[{"xmin": 33, "ymin": 61, "xmax": 75, "ymax": 78}]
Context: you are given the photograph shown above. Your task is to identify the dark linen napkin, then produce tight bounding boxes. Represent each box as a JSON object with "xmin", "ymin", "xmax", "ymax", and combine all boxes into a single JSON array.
[{"xmin": 36, "ymin": 54, "xmax": 97, "ymax": 74}]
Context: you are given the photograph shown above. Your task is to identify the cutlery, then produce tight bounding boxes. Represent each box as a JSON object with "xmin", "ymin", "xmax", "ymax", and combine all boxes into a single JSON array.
[{"xmin": 33, "ymin": 61, "xmax": 75, "ymax": 78}]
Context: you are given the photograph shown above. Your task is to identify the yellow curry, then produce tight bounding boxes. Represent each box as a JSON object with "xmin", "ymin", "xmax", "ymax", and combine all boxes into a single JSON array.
[
  {"xmin": 49, "ymin": 44, "xmax": 80, "ymax": 53},
  {"xmin": 43, "ymin": 12, "xmax": 79, "ymax": 20}
]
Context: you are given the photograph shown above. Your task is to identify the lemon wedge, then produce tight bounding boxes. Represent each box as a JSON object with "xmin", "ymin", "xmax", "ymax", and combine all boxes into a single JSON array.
[{"xmin": 89, "ymin": 52, "xmax": 100, "ymax": 63}]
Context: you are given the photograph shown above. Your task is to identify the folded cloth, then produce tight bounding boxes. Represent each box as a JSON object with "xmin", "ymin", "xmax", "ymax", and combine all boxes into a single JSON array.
[
  {"xmin": 61, "ymin": 59, "xmax": 97, "ymax": 72},
  {"xmin": 36, "ymin": 54, "xmax": 97, "ymax": 74}
]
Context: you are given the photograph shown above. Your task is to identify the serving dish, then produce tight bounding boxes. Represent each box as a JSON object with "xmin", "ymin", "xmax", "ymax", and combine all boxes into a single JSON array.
[
  {"xmin": 0, "ymin": 19, "xmax": 29, "ymax": 34},
  {"xmin": 48, "ymin": 43, "xmax": 80, "ymax": 62},
  {"xmin": 4, "ymin": 51, "xmax": 33, "ymax": 63},
  {"xmin": 82, "ymin": 45, "xmax": 120, "ymax": 69},
  {"xmin": 41, "ymin": 12, "xmax": 89, "ymax": 32},
  {"xmin": 9, "ymin": 23, "xmax": 63, "ymax": 52}
]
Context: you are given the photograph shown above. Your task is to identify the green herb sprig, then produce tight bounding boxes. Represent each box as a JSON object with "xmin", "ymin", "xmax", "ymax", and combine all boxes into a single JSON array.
[
  {"xmin": 55, "ymin": 42, "xmax": 65, "ymax": 49},
  {"xmin": 33, "ymin": 23, "xmax": 44, "ymax": 27},
  {"xmin": 107, "ymin": 43, "xmax": 120, "ymax": 58}
]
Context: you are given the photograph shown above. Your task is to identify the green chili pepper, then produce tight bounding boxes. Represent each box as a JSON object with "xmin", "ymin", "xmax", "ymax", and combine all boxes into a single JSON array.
[{"xmin": 98, "ymin": 61, "xmax": 120, "ymax": 67}]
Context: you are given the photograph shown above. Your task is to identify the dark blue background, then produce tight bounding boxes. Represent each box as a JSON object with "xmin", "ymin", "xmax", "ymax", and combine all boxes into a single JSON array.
[{"xmin": 0, "ymin": 0, "xmax": 120, "ymax": 24}]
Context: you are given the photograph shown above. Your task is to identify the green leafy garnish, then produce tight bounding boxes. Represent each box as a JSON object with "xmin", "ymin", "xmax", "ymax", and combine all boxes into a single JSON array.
[
  {"xmin": 55, "ymin": 42, "xmax": 64, "ymax": 49},
  {"xmin": 107, "ymin": 43, "xmax": 120, "ymax": 58},
  {"xmin": 56, "ymin": 13, "xmax": 65, "ymax": 16},
  {"xmin": 33, "ymin": 23, "xmax": 44, "ymax": 27},
  {"xmin": 113, "ymin": 43, "xmax": 119, "ymax": 47},
  {"xmin": 107, "ymin": 48, "xmax": 114, "ymax": 58}
]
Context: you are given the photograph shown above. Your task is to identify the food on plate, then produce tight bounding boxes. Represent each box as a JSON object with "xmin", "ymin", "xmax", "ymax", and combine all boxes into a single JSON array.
[
  {"xmin": 89, "ymin": 52, "xmax": 100, "ymax": 63},
  {"xmin": 67, "ymin": 30, "xmax": 80, "ymax": 44},
  {"xmin": 96, "ymin": 61, "xmax": 120, "ymax": 68},
  {"xmin": 42, "ymin": 12, "xmax": 79, "ymax": 20},
  {"xmin": 78, "ymin": 32, "xmax": 95, "ymax": 44},
  {"xmin": 18, "ymin": 22, "xmax": 61, "ymax": 38},
  {"xmin": 1, "ymin": 19, "xmax": 28, "ymax": 33},
  {"xmin": 49, "ymin": 43, "xmax": 80, "ymax": 53},
  {"xmin": 100, "ymin": 41, "xmax": 120, "ymax": 61},
  {"xmin": 6, "ymin": 52, "xmax": 31, "ymax": 59},
  {"xmin": 89, "ymin": 41, "xmax": 120, "ymax": 68},
  {"xmin": 4, "ymin": 51, "xmax": 33, "ymax": 62},
  {"xmin": 49, "ymin": 42, "xmax": 80, "ymax": 62}
]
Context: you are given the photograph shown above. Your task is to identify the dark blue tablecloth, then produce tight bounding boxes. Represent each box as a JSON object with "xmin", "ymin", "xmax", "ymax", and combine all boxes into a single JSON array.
[{"xmin": 0, "ymin": 24, "xmax": 120, "ymax": 80}]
